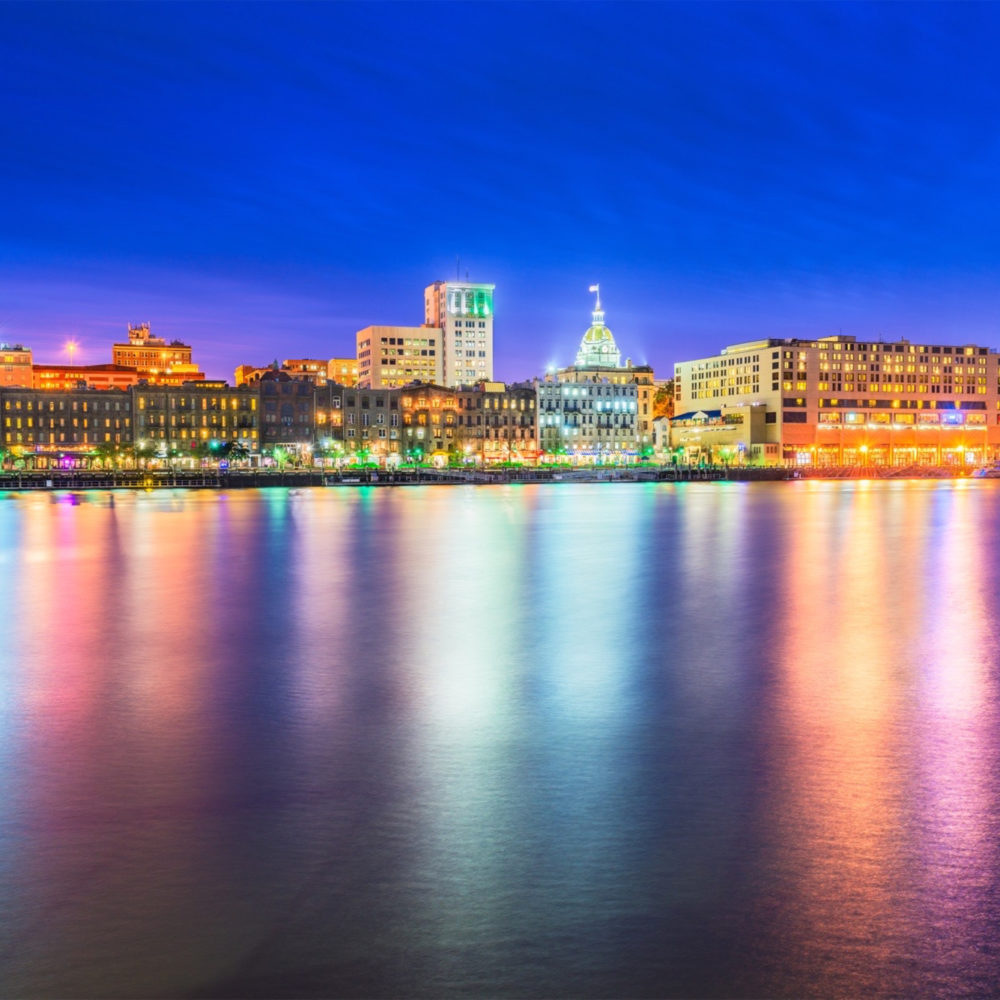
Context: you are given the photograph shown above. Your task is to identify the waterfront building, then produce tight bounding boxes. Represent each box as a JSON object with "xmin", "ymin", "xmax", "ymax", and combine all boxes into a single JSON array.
[
  {"xmin": 424, "ymin": 280, "xmax": 495, "ymax": 386},
  {"xmin": 535, "ymin": 289, "xmax": 651, "ymax": 463},
  {"xmin": 112, "ymin": 323, "xmax": 204, "ymax": 384},
  {"xmin": 257, "ymin": 370, "xmax": 316, "ymax": 456},
  {"xmin": 32, "ymin": 363, "xmax": 141, "ymax": 391},
  {"xmin": 133, "ymin": 382, "xmax": 259, "ymax": 457},
  {"xmin": 0, "ymin": 344, "xmax": 33, "ymax": 387},
  {"xmin": 455, "ymin": 381, "xmax": 537, "ymax": 464},
  {"xmin": 328, "ymin": 357, "xmax": 359, "ymax": 387},
  {"xmin": 665, "ymin": 405, "xmax": 776, "ymax": 465},
  {"xmin": 672, "ymin": 335, "xmax": 1000, "ymax": 466},
  {"xmin": 357, "ymin": 325, "xmax": 442, "ymax": 389},
  {"xmin": 537, "ymin": 376, "xmax": 640, "ymax": 463},
  {"xmin": 399, "ymin": 383, "xmax": 461, "ymax": 464},
  {"xmin": 319, "ymin": 384, "xmax": 401, "ymax": 464},
  {"xmin": 1, "ymin": 386, "xmax": 132, "ymax": 465}
]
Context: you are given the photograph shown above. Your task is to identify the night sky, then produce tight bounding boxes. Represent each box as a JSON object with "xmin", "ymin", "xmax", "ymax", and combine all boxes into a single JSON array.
[{"xmin": 3, "ymin": 1, "xmax": 1000, "ymax": 381}]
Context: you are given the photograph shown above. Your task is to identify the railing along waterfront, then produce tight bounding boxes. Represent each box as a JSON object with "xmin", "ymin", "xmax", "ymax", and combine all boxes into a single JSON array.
[{"xmin": 0, "ymin": 463, "xmax": 982, "ymax": 492}]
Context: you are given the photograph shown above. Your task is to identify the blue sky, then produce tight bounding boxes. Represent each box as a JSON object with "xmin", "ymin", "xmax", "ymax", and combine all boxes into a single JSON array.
[{"xmin": 3, "ymin": 2, "xmax": 1000, "ymax": 380}]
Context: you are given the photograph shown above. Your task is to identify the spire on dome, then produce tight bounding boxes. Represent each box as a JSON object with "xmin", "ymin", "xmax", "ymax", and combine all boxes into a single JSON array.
[{"xmin": 575, "ymin": 286, "xmax": 621, "ymax": 368}]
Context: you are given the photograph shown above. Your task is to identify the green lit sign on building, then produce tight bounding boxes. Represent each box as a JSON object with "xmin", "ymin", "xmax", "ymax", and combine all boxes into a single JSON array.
[{"xmin": 446, "ymin": 284, "xmax": 494, "ymax": 319}]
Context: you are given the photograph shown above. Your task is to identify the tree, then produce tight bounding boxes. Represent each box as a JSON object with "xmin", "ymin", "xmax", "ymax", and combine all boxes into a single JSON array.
[
  {"xmin": 92, "ymin": 441, "xmax": 122, "ymax": 469},
  {"xmin": 135, "ymin": 440, "xmax": 157, "ymax": 468},
  {"xmin": 652, "ymin": 381, "xmax": 674, "ymax": 420}
]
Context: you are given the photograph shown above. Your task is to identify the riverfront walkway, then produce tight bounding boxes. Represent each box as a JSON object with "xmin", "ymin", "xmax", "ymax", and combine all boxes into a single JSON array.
[{"xmin": 0, "ymin": 464, "xmax": 978, "ymax": 491}]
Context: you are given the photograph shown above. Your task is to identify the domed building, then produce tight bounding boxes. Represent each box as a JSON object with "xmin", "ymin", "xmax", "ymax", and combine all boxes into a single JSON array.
[
  {"xmin": 575, "ymin": 287, "xmax": 622, "ymax": 368},
  {"xmin": 534, "ymin": 286, "xmax": 658, "ymax": 464}
]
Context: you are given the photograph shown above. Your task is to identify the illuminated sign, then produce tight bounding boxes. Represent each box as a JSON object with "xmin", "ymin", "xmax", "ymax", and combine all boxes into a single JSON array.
[{"xmin": 446, "ymin": 285, "xmax": 494, "ymax": 319}]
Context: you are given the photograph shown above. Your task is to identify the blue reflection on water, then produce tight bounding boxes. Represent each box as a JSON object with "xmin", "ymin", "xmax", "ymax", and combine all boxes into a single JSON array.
[{"xmin": 0, "ymin": 483, "xmax": 999, "ymax": 998}]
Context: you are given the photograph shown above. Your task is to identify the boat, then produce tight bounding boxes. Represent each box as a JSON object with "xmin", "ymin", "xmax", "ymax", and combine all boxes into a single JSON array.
[{"xmin": 972, "ymin": 463, "xmax": 1000, "ymax": 478}]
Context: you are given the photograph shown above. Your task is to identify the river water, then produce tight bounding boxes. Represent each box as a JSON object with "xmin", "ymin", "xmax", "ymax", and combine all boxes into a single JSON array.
[{"xmin": 1, "ymin": 482, "xmax": 999, "ymax": 998}]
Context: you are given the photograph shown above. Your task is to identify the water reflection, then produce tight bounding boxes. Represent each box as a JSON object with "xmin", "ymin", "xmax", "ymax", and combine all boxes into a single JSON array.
[{"xmin": 0, "ymin": 483, "xmax": 999, "ymax": 998}]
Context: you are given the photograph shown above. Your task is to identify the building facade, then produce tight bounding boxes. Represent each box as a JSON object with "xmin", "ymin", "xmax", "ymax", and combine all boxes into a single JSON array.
[
  {"xmin": 399, "ymin": 383, "xmax": 461, "ymax": 463},
  {"xmin": 534, "ymin": 291, "xmax": 651, "ymax": 463},
  {"xmin": 424, "ymin": 281, "xmax": 495, "ymax": 386},
  {"xmin": 461, "ymin": 381, "xmax": 537, "ymax": 464},
  {"xmin": 32, "ymin": 363, "xmax": 141, "ymax": 391},
  {"xmin": 0, "ymin": 345, "xmax": 33, "ymax": 387},
  {"xmin": 133, "ymin": 383, "xmax": 259, "ymax": 456},
  {"xmin": 1, "ymin": 387, "xmax": 132, "ymax": 464},
  {"xmin": 112, "ymin": 323, "xmax": 204, "ymax": 384},
  {"xmin": 328, "ymin": 357, "xmax": 359, "ymax": 387},
  {"xmin": 673, "ymin": 335, "xmax": 1000, "ymax": 466},
  {"xmin": 356, "ymin": 325, "xmax": 442, "ymax": 389},
  {"xmin": 257, "ymin": 370, "xmax": 317, "ymax": 454},
  {"xmin": 281, "ymin": 359, "xmax": 329, "ymax": 384},
  {"xmin": 234, "ymin": 363, "xmax": 272, "ymax": 386},
  {"xmin": 318, "ymin": 384, "xmax": 402, "ymax": 463},
  {"xmin": 537, "ymin": 376, "xmax": 640, "ymax": 462}
]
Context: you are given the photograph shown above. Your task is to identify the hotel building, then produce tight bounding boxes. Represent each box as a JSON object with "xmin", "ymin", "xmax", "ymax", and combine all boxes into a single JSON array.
[
  {"xmin": 356, "ymin": 325, "xmax": 442, "ymax": 388},
  {"xmin": 672, "ymin": 335, "xmax": 1000, "ymax": 466},
  {"xmin": 424, "ymin": 281, "xmax": 495, "ymax": 386},
  {"xmin": 112, "ymin": 323, "xmax": 204, "ymax": 384}
]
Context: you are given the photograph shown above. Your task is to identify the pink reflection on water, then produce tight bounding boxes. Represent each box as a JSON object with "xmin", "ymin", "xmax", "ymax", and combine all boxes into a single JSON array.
[
  {"xmin": 764, "ymin": 483, "xmax": 917, "ymax": 993},
  {"xmin": 912, "ymin": 485, "xmax": 998, "ymax": 982}
]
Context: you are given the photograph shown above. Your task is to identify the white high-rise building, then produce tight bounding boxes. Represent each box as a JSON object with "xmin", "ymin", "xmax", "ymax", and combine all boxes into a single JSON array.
[{"xmin": 424, "ymin": 280, "xmax": 495, "ymax": 387}]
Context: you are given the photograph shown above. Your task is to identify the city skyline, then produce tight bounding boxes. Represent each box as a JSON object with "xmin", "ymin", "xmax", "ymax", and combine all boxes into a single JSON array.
[{"xmin": 5, "ymin": 4, "xmax": 1000, "ymax": 380}]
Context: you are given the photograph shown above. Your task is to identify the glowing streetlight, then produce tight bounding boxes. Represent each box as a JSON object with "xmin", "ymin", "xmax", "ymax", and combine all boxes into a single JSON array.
[{"xmin": 65, "ymin": 339, "xmax": 79, "ymax": 365}]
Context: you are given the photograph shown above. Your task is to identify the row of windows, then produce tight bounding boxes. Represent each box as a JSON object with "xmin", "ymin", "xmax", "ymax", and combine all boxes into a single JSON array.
[
  {"xmin": 817, "ymin": 411, "xmax": 987, "ymax": 425},
  {"xmin": 539, "ymin": 386, "xmax": 637, "ymax": 398},
  {"xmin": 138, "ymin": 416, "xmax": 256, "ymax": 427},
  {"xmin": 8, "ymin": 432, "xmax": 124, "ymax": 444},
  {"xmin": 5, "ymin": 399, "xmax": 126, "ymax": 411},
  {"xmin": 379, "ymin": 337, "xmax": 436, "ymax": 347},
  {"xmin": 6, "ymin": 417, "xmax": 130, "ymax": 429}
]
